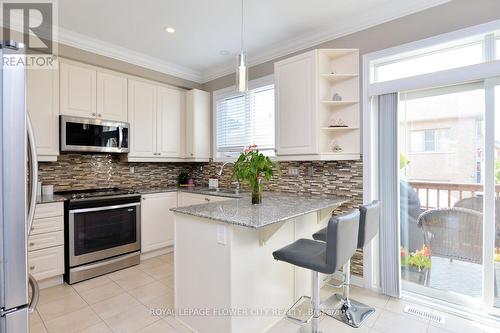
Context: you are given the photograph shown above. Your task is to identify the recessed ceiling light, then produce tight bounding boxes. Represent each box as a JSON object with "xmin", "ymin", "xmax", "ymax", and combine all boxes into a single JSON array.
[{"xmin": 165, "ymin": 27, "xmax": 175, "ymax": 34}]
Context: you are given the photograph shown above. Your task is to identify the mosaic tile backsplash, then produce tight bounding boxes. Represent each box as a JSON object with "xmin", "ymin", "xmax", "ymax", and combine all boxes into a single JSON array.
[{"xmin": 38, "ymin": 154, "xmax": 364, "ymax": 276}]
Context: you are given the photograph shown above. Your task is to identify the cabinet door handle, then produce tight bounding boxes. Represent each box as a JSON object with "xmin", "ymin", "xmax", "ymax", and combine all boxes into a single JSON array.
[
  {"xmin": 98, "ymin": 114, "xmax": 102, "ymax": 117},
  {"xmin": 30, "ymin": 266, "xmax": 35, "ymax": 271},
  {"xmin": 29, "ymin": 242, "xmax": 35, "ymax": 246},
  {"xmin": 92, "ymin": 113, "xmax": 96, "ymax": 116},
  {"xmin": 204, "ymin": 197, "xmax": 210, "ymax": 202}
]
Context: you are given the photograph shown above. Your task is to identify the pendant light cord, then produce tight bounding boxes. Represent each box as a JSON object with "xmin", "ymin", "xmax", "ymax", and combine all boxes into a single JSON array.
[{"xmin": 240, "ymin": 0, "xmax": 244, "ymax": 52}]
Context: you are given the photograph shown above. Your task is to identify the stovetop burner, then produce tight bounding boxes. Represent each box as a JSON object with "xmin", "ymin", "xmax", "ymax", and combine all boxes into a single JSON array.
[{"xmin": 55, "ymin": 187, "xmax": 138, "ymax": 200}]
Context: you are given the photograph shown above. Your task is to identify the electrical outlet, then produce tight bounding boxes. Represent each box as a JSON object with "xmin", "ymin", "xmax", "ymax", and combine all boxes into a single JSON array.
[
  {"xmin": 129, "ymin": 166, "xmax": 135, "ymax": 174},
  {"xmin": 288, "ymin": 167, "xmax": 299, "ymax": 176}
]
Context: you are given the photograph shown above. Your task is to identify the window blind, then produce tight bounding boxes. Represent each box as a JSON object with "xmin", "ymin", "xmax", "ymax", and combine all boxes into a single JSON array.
[{"xmin": 215, "ymin": 84, "xmax": 275, "ymax": 154}]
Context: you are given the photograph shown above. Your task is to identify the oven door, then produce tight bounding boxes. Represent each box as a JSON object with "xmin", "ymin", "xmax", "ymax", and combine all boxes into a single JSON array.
[
  {"xmin": 60, "ymin": 115, "xmax": 129, "ymax": 153},
  {"xmin": 69, "ymin": 202, "xmax": 140, "ymax": 267}
]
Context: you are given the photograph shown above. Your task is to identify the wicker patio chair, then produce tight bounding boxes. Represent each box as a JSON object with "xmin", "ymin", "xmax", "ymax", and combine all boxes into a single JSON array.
[
  {"xmin": 454, "ymin": 196, "xmax": 500, "ymax": 248},
  {"xmin": 417, "ymin": 207, "xmax": 483, "ymax": 286}
]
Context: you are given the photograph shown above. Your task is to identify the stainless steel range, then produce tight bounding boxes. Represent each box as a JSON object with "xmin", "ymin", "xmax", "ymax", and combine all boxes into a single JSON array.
[{"xmin": 57, "ymin": 188, "xmax": 141, "ymax": 284}]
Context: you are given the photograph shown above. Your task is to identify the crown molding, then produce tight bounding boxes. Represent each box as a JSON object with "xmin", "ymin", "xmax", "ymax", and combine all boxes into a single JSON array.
[
  {"xmin": 200, "ymin": 0, "xmax": 451, "ymax": 83},
  {"xmin": 56, "ymin": 28, "xmax": 204, "ymax": 83}
]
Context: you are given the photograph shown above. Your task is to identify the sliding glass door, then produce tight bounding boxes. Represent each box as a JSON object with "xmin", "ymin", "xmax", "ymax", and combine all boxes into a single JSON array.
[
  {"xmin": 494, "ymin": 83, "xmax": 500, "ymax": 309},
  {"xmin": 399, "ymin": 83, "xmax": 486, "ymax": 307}
]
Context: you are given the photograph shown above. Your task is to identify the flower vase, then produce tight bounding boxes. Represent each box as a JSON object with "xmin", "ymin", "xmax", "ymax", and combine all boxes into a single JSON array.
[{"xmin": 251, "ymin": 178, "xmax": 262, "ymax": 204}]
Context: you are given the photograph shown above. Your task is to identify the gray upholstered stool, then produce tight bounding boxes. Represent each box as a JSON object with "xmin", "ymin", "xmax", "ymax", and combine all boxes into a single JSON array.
[
  {"xmin": 272, "ymin": 210, "xmax": 360, "ymax": 333},
  {"xmin": 312, "ymin": 200, "xmax": 380, "ymax": 328}
]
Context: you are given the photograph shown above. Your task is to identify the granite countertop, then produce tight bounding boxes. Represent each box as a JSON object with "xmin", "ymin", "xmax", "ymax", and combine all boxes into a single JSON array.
[
  {"xmin": 131, "ymin": 186, "xmax": 244, "ymax": 199},
  {"xmin": 36, "ymin": 194, "xmax": 67, "ymax": 204},
  {"xmin": 171, "ymin": 191, "xmax": 347, "ymax": 228},
  {"xmin": 35, "ymin": 186, "xmax": 243, "ymax": 204}
]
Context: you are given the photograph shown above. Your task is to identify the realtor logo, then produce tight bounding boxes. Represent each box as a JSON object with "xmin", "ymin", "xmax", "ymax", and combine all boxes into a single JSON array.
[{"xmin": 1, "ymin": 0, "xmax": 57, "ymax": 67}]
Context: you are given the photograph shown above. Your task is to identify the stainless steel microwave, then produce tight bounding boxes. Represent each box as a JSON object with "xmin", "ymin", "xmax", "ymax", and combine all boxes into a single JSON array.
[{"xmin": 60, "ymin": 115, "xmax": 129, "ymax": 153}]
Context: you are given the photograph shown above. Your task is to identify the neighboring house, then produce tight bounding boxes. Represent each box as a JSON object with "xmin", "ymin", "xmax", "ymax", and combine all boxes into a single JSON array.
[{"xmin": 399, "ymin": 87, "xmax": 485, "ymax": 185}]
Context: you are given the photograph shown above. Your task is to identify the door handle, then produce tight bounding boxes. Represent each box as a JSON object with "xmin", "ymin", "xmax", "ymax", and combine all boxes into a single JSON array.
[
  {"xmin": 28, "ymin": 274, "xmax": 40, "ymax": 313},
  {"xmin": 26, "ymin": 114, "xmax": 38, "ymax": 235}
]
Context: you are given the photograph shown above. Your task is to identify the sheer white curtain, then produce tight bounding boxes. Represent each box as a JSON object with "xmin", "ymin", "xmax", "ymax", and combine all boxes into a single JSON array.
[{"xmin": 378, "ymin": 93, "xmax": 401, "ymax": 298}]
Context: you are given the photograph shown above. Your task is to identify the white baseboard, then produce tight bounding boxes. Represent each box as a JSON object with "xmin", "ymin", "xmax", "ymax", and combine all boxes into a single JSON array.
[
  {"xmin": 37, "ymin": 275, "xmax": 63, "ymax": 289},
  {"xmin": 140, "ymin": 246, "xmax": 173, "ymax": 261}
]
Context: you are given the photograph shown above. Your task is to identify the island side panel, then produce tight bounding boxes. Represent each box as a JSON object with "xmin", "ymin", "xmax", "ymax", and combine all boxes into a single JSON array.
[
  {"xmin": 174, "ymin": 213, "xmax": 232, "ymax": 333},
  {"xmin": 229, "ymin": 221, "xmax": 295, "ymax": 333}
]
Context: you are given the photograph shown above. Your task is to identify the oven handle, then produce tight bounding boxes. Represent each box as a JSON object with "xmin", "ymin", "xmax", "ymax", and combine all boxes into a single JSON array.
[{"xmin": 69, "ymin": 202, "xmax": 140, "ymax": 214}]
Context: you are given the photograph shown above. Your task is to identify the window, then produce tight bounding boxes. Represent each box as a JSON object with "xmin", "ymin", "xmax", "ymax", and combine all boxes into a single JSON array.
[
  {"xmin": 410, "ymin": 129, "xmax": 450, "ymax": 153},
  {"xmin": 374, "ymin": 40, "xmax": 483, "ymax": 83},
  {"xmin": 214, "ymin": 82, "xmax": 275, "ymax": 158}
]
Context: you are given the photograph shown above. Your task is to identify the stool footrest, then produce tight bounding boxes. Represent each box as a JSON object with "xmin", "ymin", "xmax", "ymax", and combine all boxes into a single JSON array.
[
  {"xmin": 286, "ymin": 296, "xmax": 314, "ymax": 324},
  {"xmin": 321, "ymin": 294, "xmax": 376, "ymax": 328}
]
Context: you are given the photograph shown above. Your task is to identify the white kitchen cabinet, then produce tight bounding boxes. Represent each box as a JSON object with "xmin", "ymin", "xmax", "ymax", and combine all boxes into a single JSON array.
[
  {"xmin": 128, "ymin": 79, "xmax": 188, "ymax": 161},
  {"xmin": 141, "ymin": 192, "xmax": 178, "ymax": 253},
  {"xmin": 185, "ymin": 89, "xmax": 210, "ymax": 161},
  {"xmin": 28, "ymin": 246, "xmax": 64, "ymax": 281},
  {"xmin": 275, "ymin": 50, "xmax": 318, "ymax": 156},
  {"xmin": 60, "ymin": 61, "xmax": 97, "ymax": 118},
  {"xmin": 274, "ymin": 49, "xmax": 361, "ymax": 160},
  {"xmin": 28, "ymin": 202, "xmax": 65, "ymax": 282},
  {"xmin": 128, "ymin": 79, "xmax": 158, "ymax": 157},
  {"xmin": 97, "ymin": 71, "xmax": 128, "ymax": 121},
  {"xmin": 61, "ymin": 60, "xmax": 128, "ymax": 122},
  {"xmin": 157, "ymin": 86, "xmax": 184, "ymax": 158},
  {"xmin": 26, "ymin": 63, "xmax": 59, "ymax": 161}
]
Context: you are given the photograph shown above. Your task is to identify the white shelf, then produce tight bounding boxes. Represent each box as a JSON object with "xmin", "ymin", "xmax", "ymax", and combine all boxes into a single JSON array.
[
  {"xmin": 320, "ymin": 100, "xmax": 358, "ymax": 106},
  {"xmin": 321, "ymin": 127, "xmax": 359, "ymax": 131},
  {"xmin": 319, "ymin": 74, "xmax": 358, "ymax": 82}
]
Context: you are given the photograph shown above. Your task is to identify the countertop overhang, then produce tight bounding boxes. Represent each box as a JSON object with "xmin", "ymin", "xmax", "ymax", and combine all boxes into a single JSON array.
[{"xmin": 172, "ymin": 192, "xmax": 347, "ymax": 228}]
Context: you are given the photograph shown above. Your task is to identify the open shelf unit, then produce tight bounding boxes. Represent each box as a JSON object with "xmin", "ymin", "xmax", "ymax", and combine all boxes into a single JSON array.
[
  {"xmin": 274, "ymin": 48, "xmax": 360, "ymax": 160},
  {"xmin": 317, "ymin": 48, "xmax": 360, "ymax": 158}
]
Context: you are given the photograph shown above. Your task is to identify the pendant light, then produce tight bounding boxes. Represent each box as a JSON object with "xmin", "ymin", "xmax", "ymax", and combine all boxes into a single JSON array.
[{"xmin": 236, "ymin": 0, "xmax": 248, "ymax": 92}]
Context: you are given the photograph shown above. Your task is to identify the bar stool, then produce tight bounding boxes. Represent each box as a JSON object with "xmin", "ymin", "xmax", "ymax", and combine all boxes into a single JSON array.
[
  {"xmin": 272, "ymin": 210, "xmax": 360, "ymax": 333},
  {"xmin": 312, "ymin": 200, "xmax": 380, "ymax": 328}
]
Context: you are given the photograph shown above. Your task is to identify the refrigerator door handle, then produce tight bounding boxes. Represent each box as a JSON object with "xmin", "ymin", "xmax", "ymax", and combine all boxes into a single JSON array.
[
  {"xmin": 26, "ymin": 113, "xmax": 38, "ymax": 234},
  {"xmin": 28, "ymin": 274, "xmax": 39, "ymax": 313}
]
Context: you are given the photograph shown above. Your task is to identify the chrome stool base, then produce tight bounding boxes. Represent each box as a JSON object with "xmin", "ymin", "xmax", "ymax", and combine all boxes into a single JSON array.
[
  {"xmin": 321, "ymin": 294, "xmax": 375, "ymax": 328},
  {"xmin": 286, "ymin": 296, "xmax": 313, "ymax": 324}
]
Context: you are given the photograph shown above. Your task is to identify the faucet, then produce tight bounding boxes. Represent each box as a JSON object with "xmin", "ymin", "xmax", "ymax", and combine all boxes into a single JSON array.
[
  {"xmin": 217, "ymin": 162, "xmax": 240, "ymax": 193},
  {"xmin": 217, "ymin": 161, "xmax": 234, "ymax": 176}
]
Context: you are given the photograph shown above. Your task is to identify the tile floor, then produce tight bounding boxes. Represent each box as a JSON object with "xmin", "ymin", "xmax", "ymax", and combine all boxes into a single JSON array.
[{"xmin": 30, "ymin": 252, "xmax": 500, "ymax": 333}]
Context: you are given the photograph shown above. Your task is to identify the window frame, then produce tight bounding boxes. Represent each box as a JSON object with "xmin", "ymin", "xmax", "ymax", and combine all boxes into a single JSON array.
[{"xmin": 212, "ymin": 74, "xmax": 275, "ymax": 162}]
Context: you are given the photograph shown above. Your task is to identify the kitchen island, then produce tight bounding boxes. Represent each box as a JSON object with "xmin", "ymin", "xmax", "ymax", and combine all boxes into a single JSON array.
[{"xmin": 172, "ymin": 192, "xmax": 346, "ymax": 333}]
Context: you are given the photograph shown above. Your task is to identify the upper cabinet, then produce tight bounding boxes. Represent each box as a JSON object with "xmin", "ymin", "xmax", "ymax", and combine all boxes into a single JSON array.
[
  {"xmin": 185, "ymin": 89, "xmax": 210, "ymax": 161},
  {"xmin": 27, "ymin": 62, "xmax": 60, "ymax": 161},
  {"xmin": 274, "ymin": 49, "xmax": 360, "ymax": 161},
  {"xmin": 275, "ymin": 50, "xmax": 317, "ymax": 156},
  {"xmin": 60, "ymin": 60, "xmax": 127, "ymax": 121},
  {"xmin": 128, "ymin": 79, "xmax": 158, "ymax": 158},
  {"xmin": 97, "ymin": 71, "xmax": 128, "ymax": 121},
  {"xmin": 157, "ymin": 86, "xmax": 184, "ymax": 158},
  {"xmin": 127, "ymin": 79, "xmax": 189, "ymax": 161},
  {"xmin": 60, "ymin": 62, "xmax": 96, "ymax": 118}
]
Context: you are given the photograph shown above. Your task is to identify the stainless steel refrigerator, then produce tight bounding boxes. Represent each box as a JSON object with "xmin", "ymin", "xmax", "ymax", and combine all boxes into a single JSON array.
[{"xmin": 0, "ymin": 41, "xmax": 40, "ymax": 332}]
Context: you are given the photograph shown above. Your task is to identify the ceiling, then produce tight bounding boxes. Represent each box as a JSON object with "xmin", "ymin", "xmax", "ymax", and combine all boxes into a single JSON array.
[{"xmin": 57, "ymin": 0, "xmax": 450, "ymax": 83}]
